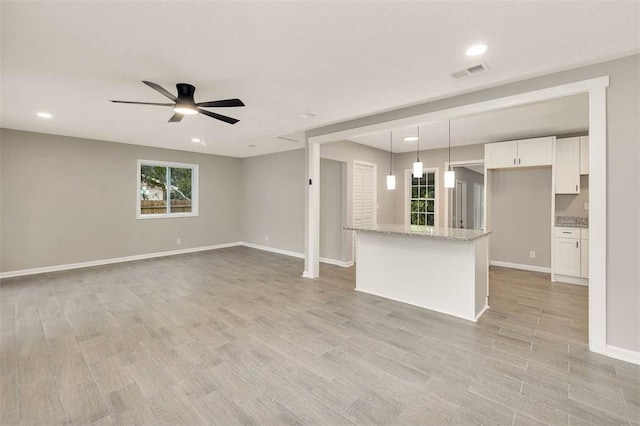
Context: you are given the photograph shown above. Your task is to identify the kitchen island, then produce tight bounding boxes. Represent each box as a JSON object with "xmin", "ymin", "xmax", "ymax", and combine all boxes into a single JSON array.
[{"xmin": 345, "ymin": 224, "xmax": 491, "ymax": 322}]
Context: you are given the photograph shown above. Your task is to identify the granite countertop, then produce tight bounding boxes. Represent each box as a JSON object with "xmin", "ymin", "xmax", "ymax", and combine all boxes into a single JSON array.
[
  {"xmin": 555, "ymin": 216, "xmax": 589, "ymax": 228},
  {"xmin": 344, "ymin": 224, "xmax": 491, "ymax": 241}
]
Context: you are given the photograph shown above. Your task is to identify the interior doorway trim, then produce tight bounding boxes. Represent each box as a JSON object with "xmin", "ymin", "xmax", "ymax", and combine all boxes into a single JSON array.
[
  {"xmin": 307, "ymin": 76, "xmax": 609, "ymax": 355},
  {"xmin": 444, "ymin": 159, "xmax": 484, "ymax": 229}
]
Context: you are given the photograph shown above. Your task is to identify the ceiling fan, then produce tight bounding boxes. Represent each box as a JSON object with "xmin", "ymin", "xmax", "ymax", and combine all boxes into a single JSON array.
[{"xmin": 110, "ymin": 81, "xmax": 245, "ymax": 124}]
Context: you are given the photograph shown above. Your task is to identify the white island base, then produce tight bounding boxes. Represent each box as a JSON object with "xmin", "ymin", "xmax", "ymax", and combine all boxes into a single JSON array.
[{"xmin": 351, "ymin": 226, "xmax": 490, "ymax": 322}]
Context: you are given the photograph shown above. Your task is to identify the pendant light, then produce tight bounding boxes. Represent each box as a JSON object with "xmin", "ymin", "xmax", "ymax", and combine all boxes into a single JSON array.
[
  {"xmin": 412, "ymin": 125, "xmax": 423, "ymax": 178},
  {"xmin": 444, "ymin": 120, "xmax": 455, "ymax": 188},
  {"xmin": 386, "ymin": 131, "xmax": 396, "ymax": 190}
]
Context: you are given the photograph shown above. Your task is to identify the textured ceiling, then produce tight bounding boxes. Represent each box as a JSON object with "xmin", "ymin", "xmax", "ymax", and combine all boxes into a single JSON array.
[{"xmin": 1, "ymin": 1, "xmax": 638, "ymax": 157}]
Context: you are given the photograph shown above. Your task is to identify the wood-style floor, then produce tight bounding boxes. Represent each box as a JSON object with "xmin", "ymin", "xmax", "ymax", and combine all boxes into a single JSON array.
[{"xmin": 1, "ymin": 247, "xmax": 638, "ymax": 425}]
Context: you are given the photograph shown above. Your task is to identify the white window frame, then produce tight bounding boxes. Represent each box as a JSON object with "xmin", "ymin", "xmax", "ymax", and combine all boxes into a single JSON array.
[
  {"xmin": 137, "ymin": 159, "xmax": 199, "ymax": 219},
  {"xmin": 404, "ymin": 167, "xmax": 439, "ymax": 227}
]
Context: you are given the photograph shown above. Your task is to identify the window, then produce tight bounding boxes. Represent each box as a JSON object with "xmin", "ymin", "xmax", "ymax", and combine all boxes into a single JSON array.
[
  {"xmin": 137, "ymin": 160, "xmax": 198, "ymax": 218},
  {"xmin": 409, "ymin": 171, "xmax": 436, "ymax": 226}
]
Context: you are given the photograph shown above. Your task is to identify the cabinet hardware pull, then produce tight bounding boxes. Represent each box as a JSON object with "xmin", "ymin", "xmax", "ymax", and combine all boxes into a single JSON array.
[
  {"xmin": 563, "ymin": 231, "xmax": 571, "ymax": 234},
  {"xmin": 576, "ymin": 241, "xmax": 579, "ymax": 248},
  {"xmin": 513, "ymin": 158, "xmax": 516, "ymax": 165},
  {"xmin": 519, "ymin": 158, "xmax": 521, "ymax": 165},
  {"xmin": 576, "ymin": 184, "xmax": 578, "ymax": 191}
]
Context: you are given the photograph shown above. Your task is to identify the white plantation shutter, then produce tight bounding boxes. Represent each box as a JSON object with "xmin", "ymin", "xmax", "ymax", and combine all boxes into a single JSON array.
[{"xmin": 353, "ymin": 161, "xmax": 377, "ymax": 260}]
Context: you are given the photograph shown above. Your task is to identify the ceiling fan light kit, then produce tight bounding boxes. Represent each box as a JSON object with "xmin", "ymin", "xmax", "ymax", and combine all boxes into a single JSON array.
[{"xmin": 110, "ymin": 81, "xmax": 245, "ymax": 124}]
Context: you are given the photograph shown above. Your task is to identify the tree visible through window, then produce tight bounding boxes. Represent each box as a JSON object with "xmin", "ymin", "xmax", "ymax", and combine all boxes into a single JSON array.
[
  {"xmin": 138, "ymin": 160, "xmax": 198, "ymax": 218},
  {"xmin": 410, "ymin": 172, "xmax": 435, "ymax": 226}
]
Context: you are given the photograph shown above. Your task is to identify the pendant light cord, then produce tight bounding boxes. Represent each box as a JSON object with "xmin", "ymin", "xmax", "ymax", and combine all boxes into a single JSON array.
[
  {"xmin": 416, "ymin": 126, "xmax": 420, "ymax": 161},
  {"xmin": 448, "ymin": 120, "xmax": 452, "ymax": 171},
  {"xmin": 389, "ymin": 131, "xmax": 393, "ymax": 174}
]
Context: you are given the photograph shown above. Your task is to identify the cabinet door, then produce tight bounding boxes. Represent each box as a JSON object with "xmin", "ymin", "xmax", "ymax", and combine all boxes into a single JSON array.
[
  {"xmin": 555, "ymin": 137, "xmax": 580, "ymax": 194},
  {"xmin": 554, "ymin": 237, "xmax": 581, "ymax": 277},
  {"xmin": 485, "ymin": 141, "xmax": 518, "ymax": 169},
  {"xmin": 518, "ymin": 137, "xmax": 553, "ymax": 167},
  {"xmin": 581, "ymin": 238, "xmax": 589, "ymax": 278},
  {"xmin": 579, "ymin": 136, "xmax": 589, "ymax": 175}
]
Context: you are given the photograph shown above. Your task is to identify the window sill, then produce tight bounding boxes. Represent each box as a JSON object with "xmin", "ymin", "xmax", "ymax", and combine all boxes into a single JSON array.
[{"xmin": 136, "ymin": 212, "xmax": 199, "ymax": 220}]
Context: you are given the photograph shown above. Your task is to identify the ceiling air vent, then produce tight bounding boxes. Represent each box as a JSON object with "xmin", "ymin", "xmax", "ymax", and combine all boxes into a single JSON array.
[{"xmin": 451, "ymin": 63, "xmax": 489, "ymax": 79}]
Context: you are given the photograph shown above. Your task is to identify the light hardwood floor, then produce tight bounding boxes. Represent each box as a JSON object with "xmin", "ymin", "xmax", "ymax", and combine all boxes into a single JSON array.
[{"xmin": 1, "ymin": 247, "xmax": 638, "ymax": 425}]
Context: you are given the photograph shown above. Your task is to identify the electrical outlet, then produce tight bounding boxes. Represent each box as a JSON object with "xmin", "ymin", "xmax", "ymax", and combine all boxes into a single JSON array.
[
  {"xmin": 176, "ymin": 238, "xmax": 181, "ymax": 245},
  {"xmin": 529, "ymin": 251, "xmax": 536, "ymax": 259},
  {"xmin": 584, "ymin": 202, "xmax": 589, "ymax": 211}
]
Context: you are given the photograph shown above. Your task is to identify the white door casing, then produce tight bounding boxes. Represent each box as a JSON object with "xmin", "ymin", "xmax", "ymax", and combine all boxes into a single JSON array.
[
  {"xmin": 455, "ymin": 179, "xmax": 467, "ymax": 229},
  {"xmin": 353, "ymin": 160, "xmax": 377, "ymax": 260},
  {"xmin": 473, "ymin": 183, "xmax": 484, "ymax": 230}
]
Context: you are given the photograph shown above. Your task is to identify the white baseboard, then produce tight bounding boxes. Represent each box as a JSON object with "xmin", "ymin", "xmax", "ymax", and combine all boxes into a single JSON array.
[
  {"xmin": 319, "ymin": 258, "xmax": 354, "ymax": 268},
  {"xmin": 240, "ymin": 242, "xmax": 303, "ymax": 259},
  {"xmin": 554, "ymin": 274, "xmax": 588, "ymax": 286},
  {"xmin": 0, "ymin": 242, "xmax": 242, "ymax": 279},
  {"xmin": 0, "ymin": 241, "xmax": 354, "ymax": 279},
  {"xmin": 490, "ymin": 260, "xmax": 551, "ymax": 274},
  {"xmin": 239, "ymin": 242, "xmax": 353, "ymax": 268},
  {"xmin": 607, "ymin": 345, "xmax": 640, "ymax": 365},
  {"xmin": 475, "ymin": 305, "xmax": 490, "ymax": 322}
]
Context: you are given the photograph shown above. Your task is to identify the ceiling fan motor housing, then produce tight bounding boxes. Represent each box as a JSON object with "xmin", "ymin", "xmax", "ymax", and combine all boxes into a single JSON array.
[{"xmin": 176, "ymin": 83, "xmax": 196, "ymax": 105}]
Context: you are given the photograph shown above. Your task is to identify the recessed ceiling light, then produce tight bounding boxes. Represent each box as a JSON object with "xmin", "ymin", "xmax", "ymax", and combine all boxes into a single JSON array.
[
  {"xmin": 466, "ymin": 43, "xmax": 488, "ymax": 57},
  {"xmin": 37, "ymin": 112, "xmax": 52, "ymax": 119},
  {"xmin": 298, "ymin": 111, "xmax": 317, "ymax": 119},
  {"xmin": 404, "ymin": 136, "xmax": 418, "ymax": 142},
  {"xmin": 191, "ymin": 138, "xmax": 201, "ymax": 143}
]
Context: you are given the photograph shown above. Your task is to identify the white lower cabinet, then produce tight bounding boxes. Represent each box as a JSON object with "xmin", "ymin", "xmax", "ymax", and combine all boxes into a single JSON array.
[
  {"xmin": 554, "ymin": 236, "xmax": 581, "ymax": 277},
  {"xmin": 581, "ymin": 228, "xmax": 589, "ymax": 278},
  {"xmin": 553, "ymin": 227, "xmax": 589, "ymax": 283}
]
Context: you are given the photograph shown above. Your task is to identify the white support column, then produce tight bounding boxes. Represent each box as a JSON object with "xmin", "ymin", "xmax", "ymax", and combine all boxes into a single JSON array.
[
  {"xmin": 588, "ymin": 85, "xmax": 607, "ymax": 355},
  {"xmin": 303, "ymin": 140, "xmax": 320, "ymax": 278}
]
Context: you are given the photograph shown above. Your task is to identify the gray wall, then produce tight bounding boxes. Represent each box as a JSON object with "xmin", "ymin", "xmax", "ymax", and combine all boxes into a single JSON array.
[
  {"xmin": 0, "ymin": 129, "xmax": 243, "ymax": 271},
  {"xmin": 241, "ymin": 149, "xmax": 305, "ymax": 254},
  {"xmin": 490, "ymin": 168, "xmax": 552, "ymax": 268},
  {"xmin": 556, "ymin": 175, "xmax": 589, "ymax": 218},
  {"xmin": 320, "ymin": 159, "xmax": 344, "ymax": 261},
  {"xmin": 321, "ymin": 140, "xmax": 399, "ymax": 262},
  {"xmin": 453, "ymin": 166, "xmax": 484, "ymax": 229},
  {"xmin": 308, "ymin": 54, "xmax": 640, "ymax": 353}
]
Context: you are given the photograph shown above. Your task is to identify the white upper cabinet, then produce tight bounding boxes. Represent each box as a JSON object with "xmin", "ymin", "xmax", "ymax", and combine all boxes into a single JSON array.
[
  {"xmin": 579, "ymin": 136, "xmax": 589, "ymax": 175},
  {"xmin": 485, "ymin": 137, "xmax": 553, "ymax": 169},
  {"xmin": 485, "ymin": 141, "xmax": 518, "ymax": 168},
  {"xmin": 555, "ymin": 137, "xmax": 580, "ymax": 194},
  {"xmin": 517, "ymin": 138, "xmax": 554, "ymax": 167}
]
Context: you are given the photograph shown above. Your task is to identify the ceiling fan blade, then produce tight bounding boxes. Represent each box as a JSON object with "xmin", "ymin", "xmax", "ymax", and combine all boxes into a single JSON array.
[
  {"xmin": 197, "ymin": 108, "xmax": 239, "ymax": 124},
  {"xmin": 110, "ymin": 100, "xmax": 174, "ymax": 106},
  {"xmin": 196, "ymin": 98, "xmax": 245, "ymax": 108},
  {"xmin": 142, "ymin": 81, "xmax": 178, "ymax": 101},
  {"xmin": 168, "ymin": 113, "xmax": 184, "ymax": 123}
]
